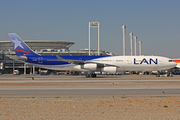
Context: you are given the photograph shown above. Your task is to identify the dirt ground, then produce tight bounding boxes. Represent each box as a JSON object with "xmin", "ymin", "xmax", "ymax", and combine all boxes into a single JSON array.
[
  {"xmin": 1, "ymin": 75, "xmax": 180, "ymax": 119},
  {"xmin": 1, "ymin": 96, "xmax": 180, "ymax": 120}
]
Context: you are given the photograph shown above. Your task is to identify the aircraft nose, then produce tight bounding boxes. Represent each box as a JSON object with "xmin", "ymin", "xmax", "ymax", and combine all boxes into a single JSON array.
[
  {"xmin": 172, "ymin": 62, "xmax": 177, "ymax": 67},
  {"xmin": 174, "ymin": 62, "xmax": 177, "ymax": 67}
]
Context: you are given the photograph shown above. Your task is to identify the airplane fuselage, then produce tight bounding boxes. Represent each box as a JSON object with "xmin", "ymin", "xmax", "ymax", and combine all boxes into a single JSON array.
[
  {"xmin": 23, "ymin": 55, "xmax": 176, "ymax": 72},
  {"xmin": 8, "ymin": 33, "xmax": 178, "ymax": 77}
]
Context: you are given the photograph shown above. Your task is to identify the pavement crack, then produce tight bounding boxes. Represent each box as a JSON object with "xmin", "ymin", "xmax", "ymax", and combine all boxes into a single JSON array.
[{"xmin": 146, "ymin": 85, "xmax": 150, "ymax": 89}]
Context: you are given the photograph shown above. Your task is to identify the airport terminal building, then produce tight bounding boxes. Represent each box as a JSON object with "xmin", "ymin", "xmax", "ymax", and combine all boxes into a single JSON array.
[{"xmin": 0, "ymin": 40, "xmax": 113, "ymax": 74}]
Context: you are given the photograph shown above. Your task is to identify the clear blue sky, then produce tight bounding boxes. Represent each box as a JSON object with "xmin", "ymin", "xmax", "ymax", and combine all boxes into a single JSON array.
[{"xmin": 0, "ymin": 0, "xmax": 180, "ymax": 58}]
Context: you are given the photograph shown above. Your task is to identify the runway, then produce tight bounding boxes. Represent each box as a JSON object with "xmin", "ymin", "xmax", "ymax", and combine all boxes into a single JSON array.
[
  {"xmin": 1, "ymin": 74, "xmax": 180, "ymax": 97},
  {"xmin": 1, "ymin": 84, "xmax": 180, "ymax": 97},
  {"xmin": 1, "ymin": 88, "xmax": 180, "ymax": 97}
]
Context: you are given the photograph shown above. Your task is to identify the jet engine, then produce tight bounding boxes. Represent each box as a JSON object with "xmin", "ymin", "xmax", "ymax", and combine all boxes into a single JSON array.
[
  {"xmin": 74, "ymin": 63, "xmax": 97, "ymax": 70},
  {"xmin": 101, "ymin": 66, "xmax": 117, "ymax": 73}
]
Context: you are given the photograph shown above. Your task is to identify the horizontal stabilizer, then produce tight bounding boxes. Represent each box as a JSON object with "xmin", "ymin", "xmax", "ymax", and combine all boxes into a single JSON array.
[{"xmin": 6, "ymin": 55, "xmax": 27, "ymax": 61}]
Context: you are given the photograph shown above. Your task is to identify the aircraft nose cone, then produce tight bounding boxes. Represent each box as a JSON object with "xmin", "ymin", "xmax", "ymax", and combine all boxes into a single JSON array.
[
  {"xmin": 172, "ymin": 61, "xmax": 177, "ymax": 67},
  {"xmin": 174, "ymin": 62, "xmax": 177, "ymax": 67}
]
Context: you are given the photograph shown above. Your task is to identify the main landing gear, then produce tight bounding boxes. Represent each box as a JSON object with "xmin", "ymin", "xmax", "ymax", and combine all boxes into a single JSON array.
[{"xmin": 86, "ymin": 73, "xmax": 97, "ymax": 78}]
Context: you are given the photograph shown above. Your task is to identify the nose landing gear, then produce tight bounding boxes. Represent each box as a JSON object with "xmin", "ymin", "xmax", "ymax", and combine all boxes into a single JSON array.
[{"xmin": 156, "ymin": 72, "xmax": 173, "ymax": 77}]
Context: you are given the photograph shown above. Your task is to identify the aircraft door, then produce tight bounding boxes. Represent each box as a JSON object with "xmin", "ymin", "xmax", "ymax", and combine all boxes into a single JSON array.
[
  {"xmin": 38, "ymin": 57, "xmax": 43, "ymax": 63},
  {"xmin": 128, "ymin": 58, "xmax": 132, "ymax": 64},
  {"xmin": 159, "ymin": 59, "xmax": 164, "ymax": 65}
]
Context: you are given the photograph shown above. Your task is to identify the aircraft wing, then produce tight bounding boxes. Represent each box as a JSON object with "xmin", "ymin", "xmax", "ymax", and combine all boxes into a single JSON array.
[
  {"xmin": 56, "ymin": 55, "xmax": 85, "ymax": 65},
  {"xmin": 176, "ymin": 63, "xmax": 180, "ymax": 68},
  {"xmin": 56, "ymin": 55, "xmax": 117, "ymax": 67}
]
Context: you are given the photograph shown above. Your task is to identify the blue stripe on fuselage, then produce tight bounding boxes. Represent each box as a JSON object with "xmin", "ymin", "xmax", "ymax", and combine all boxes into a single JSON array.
[{"xmin": 26, "ymin": 55, "xmax": 110, "ymax": 65}]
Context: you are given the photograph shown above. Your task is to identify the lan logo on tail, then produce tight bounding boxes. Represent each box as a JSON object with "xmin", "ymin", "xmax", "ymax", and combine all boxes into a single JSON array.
[{"xmin": 11, "ymin": 38, "xmax": 24, "ymax": 49}]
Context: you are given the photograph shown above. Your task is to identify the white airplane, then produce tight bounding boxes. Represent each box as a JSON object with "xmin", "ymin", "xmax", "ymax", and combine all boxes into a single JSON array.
[{"xmin": 8, "ymin": 33, "xmax": 177, "ymax": 77}]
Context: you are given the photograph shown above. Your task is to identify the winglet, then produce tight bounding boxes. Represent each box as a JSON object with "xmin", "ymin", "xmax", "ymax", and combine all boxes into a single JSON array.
[{"xmin": 8, "ymin": 33, "xmax": 38, "ymax": 56}]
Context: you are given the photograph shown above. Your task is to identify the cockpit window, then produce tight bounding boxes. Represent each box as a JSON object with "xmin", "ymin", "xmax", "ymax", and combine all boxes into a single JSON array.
[{"xmin": 169, "ymin": 60, "xmax": 173, "ymax": 62}]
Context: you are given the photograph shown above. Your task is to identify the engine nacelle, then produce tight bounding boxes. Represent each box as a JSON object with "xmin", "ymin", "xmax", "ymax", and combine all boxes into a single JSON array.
[
  {"xmin": 101, "ymin": 66, "xmax": 117, "ymax": 73},
  {"xmin": 82, "ymin": 63, "xmax": 97, "ymax": 70},
  {"xmin": 74, "ymin": 63, "xmax": 97, "ymax": 70}
]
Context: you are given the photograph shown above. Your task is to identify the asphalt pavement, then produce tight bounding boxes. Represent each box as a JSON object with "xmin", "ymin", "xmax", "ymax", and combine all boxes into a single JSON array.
[{"xmin": 1, "ymin": 74, "xmax": 180, "ymax": 97}]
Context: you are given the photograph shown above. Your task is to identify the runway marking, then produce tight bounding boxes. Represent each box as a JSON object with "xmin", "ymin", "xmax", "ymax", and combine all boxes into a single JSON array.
[
  {"xmin": 1, "ymin": 76, "xmax": 180, "ymax": 81},
  {"xmin": 1, "ymin": 85, "xmax": 180, "ymax": 90},
  {"xmin": 1, "ymin": 79, "xmax": 180, "ymax": 83}
]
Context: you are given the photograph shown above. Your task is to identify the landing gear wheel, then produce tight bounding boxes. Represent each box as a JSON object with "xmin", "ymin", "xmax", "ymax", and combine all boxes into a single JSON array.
[
  {"xmin": 156, "ymin": 74, "xmax": 160, "ymax": 77},
  {"xmin": 91, "ymin": 74, "xmax": 96, "ymax": 78},
  {"xmin": 86, "ymin": 74, "xmax": 90, "ymax": 78}
]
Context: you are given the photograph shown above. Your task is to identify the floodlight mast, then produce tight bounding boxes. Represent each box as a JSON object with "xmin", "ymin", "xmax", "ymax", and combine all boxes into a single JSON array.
[
  {"xmin": 129, "ymin": 32, "xmax": 133, "ymax": 56},
  {"xmin": 98, "ymin": 22, "xmax": 100, "ymax": 56},
  {"xmin": 139, "ymin": 41, "xmax": 142, "ymax": 56},
  {"xmin": 89, "ymin": 22, "xmax": 91, "ymax": 55},
  {"xmin": 134, "ymin": 36, "xmax": 137, "ymax": 56},
  {"xmin": 89, "ymin": 21, "xmax": 100, "ymax": 55},
  {"xmin": 122, "ymin": 25, "xmax": 126, "ymax": 56}
]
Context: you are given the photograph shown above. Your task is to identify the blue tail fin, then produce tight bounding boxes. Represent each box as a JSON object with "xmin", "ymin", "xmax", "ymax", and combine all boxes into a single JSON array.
[{"xmin": 8, "ymin": 33, "xmax": 38, "ymax": 56}]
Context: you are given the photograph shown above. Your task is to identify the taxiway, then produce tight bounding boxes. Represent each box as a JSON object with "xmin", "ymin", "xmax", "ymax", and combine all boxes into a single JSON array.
[{"xmin": 0, "ymin": 74, "xmax": 180, "ymax": 97}]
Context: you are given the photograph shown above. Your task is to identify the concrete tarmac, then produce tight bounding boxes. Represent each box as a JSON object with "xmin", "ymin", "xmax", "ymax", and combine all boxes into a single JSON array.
[
  {"xmin": 1, "ymin": 74, "xmax": 180, "ymax": 80},
  {"xmin": 1, "ymin": 74, "xmax": 180, "ymax": 97},
  {"xmin": 0, "ymin": 86, "xmax": 180, "ymax": 97}
]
